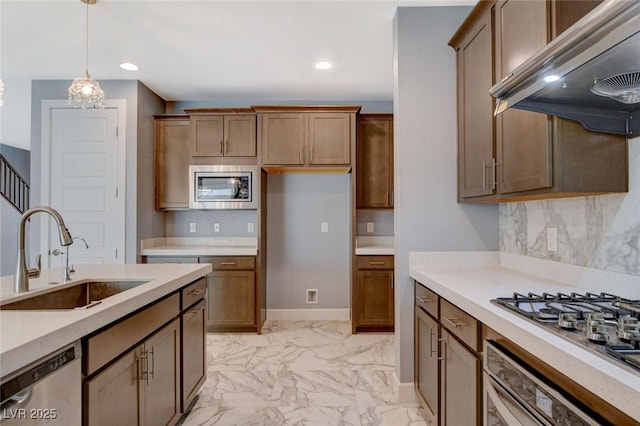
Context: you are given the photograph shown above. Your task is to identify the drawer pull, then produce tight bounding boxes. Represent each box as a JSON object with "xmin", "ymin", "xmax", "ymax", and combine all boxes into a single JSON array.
[
  {"xmin": 137, "ymin": 352, "xmax": 149, "ymax": 385},
  {"xmin": 443, "ymin": 316, "xmax": 467, "ymax": 328},
  {"xmin": 188, "ymin": 306, "xmax": 206, "ymax": 315},
  {"xmin": 219, "ymin": 262, "xmax": 237, "ymax": 266},
  {"xmin": 369, "ymin": 261, "xmax": 386, "ymax": 265},
  {"xmin": 429, "ymin": 329, "xmax": 437, "ymax": 356},
  {"xmin": 416, "ymin": 295, "xmax": 433, "ymax": 304},
  {"xmin": 187, "ymin": 288, "xmax": 206, "ymax": 296}
]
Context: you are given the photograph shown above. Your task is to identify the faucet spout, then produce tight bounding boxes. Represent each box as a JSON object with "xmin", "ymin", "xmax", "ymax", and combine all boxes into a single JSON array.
[{"xmin": 15, "ymin": 206, "xmax": 73, "ymax": 293}]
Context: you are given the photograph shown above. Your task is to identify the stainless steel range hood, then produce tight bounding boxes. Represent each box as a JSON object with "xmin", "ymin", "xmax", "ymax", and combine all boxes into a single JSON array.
[{"xmin": 490, "ymin": 0, "xmax": 640, "ymax": 136}]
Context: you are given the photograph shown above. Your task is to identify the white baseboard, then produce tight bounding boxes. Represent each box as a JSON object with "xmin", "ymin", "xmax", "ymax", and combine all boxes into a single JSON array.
[
  {"xmin": 393, "ymin": 371, "xmax": 419, "ymax": 406},
  {"xmin": 266, "ymin": 309, "xmax": 351, "ymax": 321}
]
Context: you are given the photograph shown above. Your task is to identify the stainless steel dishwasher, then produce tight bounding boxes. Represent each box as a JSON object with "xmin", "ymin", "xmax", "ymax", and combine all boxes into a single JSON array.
[{"xmin": 1, "ymin": 341, "xmax": 81, "ymax": 425}]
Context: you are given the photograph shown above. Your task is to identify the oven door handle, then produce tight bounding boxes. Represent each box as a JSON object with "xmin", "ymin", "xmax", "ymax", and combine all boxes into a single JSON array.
[{"xmin": 486, "ymin": 376, "xmax": 545, "ymax": 426}]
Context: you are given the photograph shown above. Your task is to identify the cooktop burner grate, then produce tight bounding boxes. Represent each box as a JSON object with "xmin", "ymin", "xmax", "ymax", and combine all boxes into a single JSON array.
[{"xmin": 492, "ymin": 292, "xmax": 640, "ymax": 374}]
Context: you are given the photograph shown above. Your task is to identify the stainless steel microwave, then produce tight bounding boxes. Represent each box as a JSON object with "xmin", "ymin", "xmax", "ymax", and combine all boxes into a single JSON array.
[{"xmin": 189, "ymin": 165, "xmax": 260, "ymax": 210}]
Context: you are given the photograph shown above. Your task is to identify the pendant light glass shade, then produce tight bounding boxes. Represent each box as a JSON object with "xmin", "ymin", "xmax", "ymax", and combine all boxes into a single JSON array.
[{"xmin": 68, "ymin": 0, "xmax": 104, "ymax": 109}]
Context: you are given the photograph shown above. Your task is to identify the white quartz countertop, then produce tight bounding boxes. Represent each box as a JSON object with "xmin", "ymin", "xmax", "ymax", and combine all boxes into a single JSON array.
[
  {"xmin": 140, "ymin": 237, "xmax": 258, "ymax": 256},
  {"xmin": 0, "ymin": 263, "xmax": 211, "ymax": 377},
  {"xmin": 409, "ymin": 251, "xmax": 640, "ymax": 422},
  {"xmin": 355, "ymin": 236, "xmax": 394, "ymax": 255}
]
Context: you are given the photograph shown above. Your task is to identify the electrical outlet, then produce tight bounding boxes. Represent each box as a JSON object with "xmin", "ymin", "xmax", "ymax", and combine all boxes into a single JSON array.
[
  {"xmin": 366, "ymin": 222, "xmax": 375, "ymax": 233},
  {"xmin": 547, "ymin": 227, "xmax": 558, "ymax": 252},
  {"xmin": 321, "ymin": 222, "xmax": 329, "ymax": 233},
  {"xmin": 189, "ymin": 222, "xmax": 197, "ymax": 233},
  {"xmin": 214, "ymin": 223, "xmax": 220, "ymax": 233},
  {"xmin": 306, "ymin": 289, "xmax": 318, "ymax": 304},
  {"xmin": 247, "ymin": 222, "xmax": 255, "ymax": 233}
]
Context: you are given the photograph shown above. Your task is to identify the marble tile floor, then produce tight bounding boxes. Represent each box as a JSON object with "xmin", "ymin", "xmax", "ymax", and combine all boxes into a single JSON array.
[{"xmin": 182, "ymin": 320, "xmax": 427, "ymax": 426}]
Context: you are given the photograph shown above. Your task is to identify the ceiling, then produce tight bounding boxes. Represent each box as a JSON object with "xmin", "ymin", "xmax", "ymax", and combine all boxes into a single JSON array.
[{"xmin": 0, "ymin": 0, "xmax": 475, "ymax": 150}]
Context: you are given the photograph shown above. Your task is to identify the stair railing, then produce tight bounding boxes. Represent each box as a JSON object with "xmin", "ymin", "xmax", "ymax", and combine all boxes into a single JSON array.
[{"xmin": 0, "ymin": 154, "xmax": 30, "ymax": 214}]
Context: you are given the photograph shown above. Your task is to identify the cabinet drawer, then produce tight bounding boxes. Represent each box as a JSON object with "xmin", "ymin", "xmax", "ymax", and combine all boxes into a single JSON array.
[
  {"xmin": 440, "ymin": 299, "xmax": 479, "ymax": 352},
  {"xmin": 143, "ymin": 256, "xmax": 199, "ymax": 264},
  {"xmin": 415, "ymin": 281, "xmax": 439, "ymax": 318},
  {"xmin": 86, "ymin": 293, "xmax": 180, "ymax": 376},
  {"xmin": 200, "ymin": 256, "xmax": 255, "ymax": 270},
  {"xmin": 181, "ymin": 277, "xmax": 207, "ymax": 310},
  {"xmin": 357, "ymin": 256, "xmax": 394, "ymax": 270}
]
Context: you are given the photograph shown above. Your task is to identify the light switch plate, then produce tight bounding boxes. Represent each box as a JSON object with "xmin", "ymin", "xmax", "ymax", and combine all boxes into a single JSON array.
[
  {"xmin": 247, "ymin": 222, "xmax": 255, "ymax": 233},
  {"xmin": 321, "ymin": 222, "xmax": 329, "ymax": 233},
  {"xmin": 214, "ymin": 223, "xmax": 220, "ymax": 233},
  {"xmin": 366, "ymin": 222, "xmax": 375, "ymax": 233},
  {"xmin": 189, "ymin": 222, "xmax": 197, "ymax": 233}
]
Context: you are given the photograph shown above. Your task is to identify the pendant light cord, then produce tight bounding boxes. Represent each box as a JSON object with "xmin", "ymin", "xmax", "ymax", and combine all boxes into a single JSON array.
[{"xmin": 85, "ymin": 1, "xmax": 89, "ymax": 76}]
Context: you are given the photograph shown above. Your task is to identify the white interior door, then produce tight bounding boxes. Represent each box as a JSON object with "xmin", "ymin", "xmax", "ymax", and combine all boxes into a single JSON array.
[{"xmin": 42, "ymin": 104, "xmax": 124, "ymax": 268}]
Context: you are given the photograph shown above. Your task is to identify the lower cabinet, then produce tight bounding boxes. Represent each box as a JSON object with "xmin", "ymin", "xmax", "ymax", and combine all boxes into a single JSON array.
[
  {"xmin": 414, "ymin": 280, "xmax": 481, "ymax": 426},
  {"xmin": 85, "ymin": 318, "xmax": 181, "ymax": 426},
  {"xmin": 83, "ymin": 278, "xmax": 207, "ymax": 425},
  {"xmin": 354, "ymin": 255, "xmax": 394, "ymax": 332},
  {"xmin": 202, "ymin": 256, "xmax": 257, "ymax": 332},
  {"xmin": 414, "ymin": 307, "xmax": 439, "ymax": 425},
  {"xmin": 180, "ymin": 280, "xmax": 207, "ymax": 413}
]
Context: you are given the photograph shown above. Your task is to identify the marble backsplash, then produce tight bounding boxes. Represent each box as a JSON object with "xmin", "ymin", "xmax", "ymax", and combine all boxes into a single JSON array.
[{"xmin": 500, "ymin": 194, "xmax": 640, "ymax": 277}]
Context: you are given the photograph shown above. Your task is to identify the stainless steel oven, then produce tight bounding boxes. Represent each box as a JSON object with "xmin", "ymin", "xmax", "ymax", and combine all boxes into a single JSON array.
[
  {"xmin": 484, "ymin": 341, "xmax": 604, "ymax": 426},
  {"xmin": 189, "ymin": 165, "xmax": 260, "ymax": 210}
]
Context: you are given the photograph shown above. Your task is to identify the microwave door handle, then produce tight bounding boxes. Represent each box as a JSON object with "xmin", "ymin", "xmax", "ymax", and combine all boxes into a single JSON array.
[{"xmin": 485, "ymin": 376, "xmax": 545, "ymax": 426}]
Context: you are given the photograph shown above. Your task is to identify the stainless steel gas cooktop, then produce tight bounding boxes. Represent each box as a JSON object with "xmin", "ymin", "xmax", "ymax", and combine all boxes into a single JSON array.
[{"xmin": 492, "ymin": 292, "xmax": 640, "ymax": 374}]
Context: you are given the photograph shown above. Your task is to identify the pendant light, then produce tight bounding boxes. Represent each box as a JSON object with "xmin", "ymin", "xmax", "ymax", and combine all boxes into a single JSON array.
[{"xmin": 68, "ymin": 0, "xmax": 105, "ymax": 109}]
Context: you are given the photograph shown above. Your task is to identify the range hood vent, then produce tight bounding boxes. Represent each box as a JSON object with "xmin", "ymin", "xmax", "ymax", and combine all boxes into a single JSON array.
[{"xmin": 490, "ymin": 0, "xmax": 640, "ymax": 136}]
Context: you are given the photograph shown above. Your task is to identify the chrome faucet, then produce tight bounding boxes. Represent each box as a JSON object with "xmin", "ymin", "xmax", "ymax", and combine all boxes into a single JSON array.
[
  {"xmin": 15, "ymin": 206, "xmax": 73, "ymax": 293},
  {"xmin": 64, "ymin": 237, "xmax": 89, "ymax": 281}
]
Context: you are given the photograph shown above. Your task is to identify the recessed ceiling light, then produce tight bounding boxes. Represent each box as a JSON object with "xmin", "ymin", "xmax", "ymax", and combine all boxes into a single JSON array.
[
  {"xmin": 120, "ymin": 62, "xmax": 139, "ymax": 71},
  {"xmin": 315, "ymin": 61, "xmax": 332, "ymax": 70},
  {"xmin": 543, "ymin": 74, "xmax": 560, "ymax": 83}
]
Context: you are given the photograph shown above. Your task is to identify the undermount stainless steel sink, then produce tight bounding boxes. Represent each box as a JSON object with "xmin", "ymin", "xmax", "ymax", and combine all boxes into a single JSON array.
[{"xmin": 0, "ymin": 280, "xmax": 150, "ymax": 310}]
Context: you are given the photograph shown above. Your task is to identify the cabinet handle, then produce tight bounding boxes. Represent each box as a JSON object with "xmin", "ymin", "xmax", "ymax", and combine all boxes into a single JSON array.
[
  {"xmin": 225, "ymin": 140, "xmax": 229, "ymax": 154},
  {"xmin": 482, "ymin": 161, "xmax": 487, "ymax": 190},
  {"xmin": 438, "ymin": 337, "xmax": 447, "ymax": 361},
  {"xmin": 188, "ymin": 288, "xmax": 206, "ymax": 297},
  {"xmin": 219, "ymin": 139, "xmax": 223, "ymax": 154},
  {"xmin": 299, "ymin": 147, "xmax": 302, "ymax": 163},
  {"xmin": 310, "ymin": 145, "xmax": 314, "ymax": 161},
  {"xmin": 219, "ymin": 262, "xmax": 237, "ymax": 266},
  {"xmin": 416, "ymin": 295, "xmax": 432, "ymax": 304},
  {"xmin": 492, "ymin": 158, "xmax": 502, "ymax": 189},
  {"xmin": 429, "ymin": 329, "xmax": 437, "ymax": 356},
  {"xmin": 369, "ymin": 261, "xmax": 385, "ymax": 265},
  {"xmin": 137, "ymin": 352, "xmax": 149, "ymax": 385},
  {"xmin": 189, "ymin": 305, "xmax": 206, "ymax": 315},
  {"xmin": 148, "ymin": 348, "xmax": 155, "ymax": 381},
  {"xmin": 443, "ymin": 316, "xmax": 467, "ymax": 328}
]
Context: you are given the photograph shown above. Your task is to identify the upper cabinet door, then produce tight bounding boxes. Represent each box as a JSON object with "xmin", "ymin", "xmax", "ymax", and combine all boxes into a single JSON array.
[
  {"xmin": 456, "ymin": 10, "xmax": 495, "ymax": 199},
  {"xmin": 495, "ymin": 0, "xmax": 552, "ymax": 194},
  {"xmin": 191, "ymin": 115, "xmax": 224, "ymax": 157},
  {"xmin": 224, "ymin": 115, "xmax": 256, "ymax": 157},
  {"xmin": 356, "ymin": 115, "xmax": 394, "ymax": 208},
  {"xmin": 260, "ymin": 113, "xmax": 306, "ymax": 165},
  {"xmin": 155, "ymin": 118, "xmax": 190, "ymax": 210},
  {"xmin": 307, "ymin": 113, "xmax": 351, "ymax": 165}
]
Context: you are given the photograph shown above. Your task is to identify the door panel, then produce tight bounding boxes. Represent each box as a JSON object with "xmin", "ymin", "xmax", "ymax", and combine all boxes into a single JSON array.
[{"xmin": 49, "ymin": 107, "xmax": 120, "ymax": 267}]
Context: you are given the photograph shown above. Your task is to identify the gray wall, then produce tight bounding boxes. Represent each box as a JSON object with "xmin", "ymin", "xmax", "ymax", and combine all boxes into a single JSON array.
[
  {"xmin": 356, "ymin": 209, "xmax": 394, "ymax": 236},
  {"xmin": 29, "ymin": 80, "xmax": 141, "ymax": 265},
  {"xmin": 267, "ymin": 174, "xmax": 351, "ymax": 309},
  {"xmin": 136, "ymin": 82, "xmax": 168, "ymax": 259},
  {"xmin": 0, "ymin": 144, "xmax": 31, "ymax": 276},
  {"xmin": 166, "ymin": 210, "xmax": 258, "ymax": 237},
  {"xmin": 393, "ymin": 7, "xmax": 499, "ymax": 384}
]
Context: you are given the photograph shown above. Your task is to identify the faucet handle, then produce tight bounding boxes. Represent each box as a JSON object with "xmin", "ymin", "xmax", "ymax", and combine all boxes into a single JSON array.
[{"xmin": 27, "ymin": 254, "xmax": 41, "ymax": 279}]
